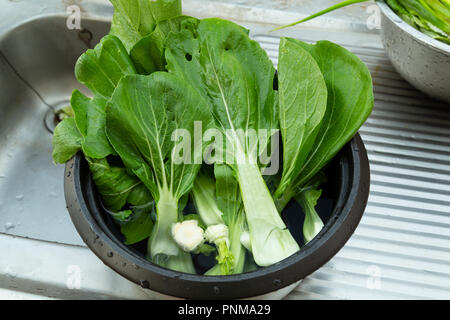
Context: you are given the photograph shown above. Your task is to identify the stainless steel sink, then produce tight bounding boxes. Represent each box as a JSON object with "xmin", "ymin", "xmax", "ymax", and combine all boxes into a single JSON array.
[
  {"xmin": 0, "ymin": 15, "xmax": 111, "ymax": 245},
  {"xmin": 0, "ymin": 0, "xmax": 449, "ymax": 300}
]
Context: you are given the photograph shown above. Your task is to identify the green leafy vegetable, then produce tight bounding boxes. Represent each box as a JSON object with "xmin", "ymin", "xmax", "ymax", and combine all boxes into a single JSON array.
[
  {"xmin": 191, "ymin": 171, "xmax": 224, "ymax": 227},
  {"xmin": 165, "ymin": 18, "xmax": 299, "ymax": 267},
  {"xmin": 109, "ymin": 0, "xmax": 182, "ymax": 51},
  {"xmin": 192, "ymin": 167, "xmax": 247, "ymax": 275},
  {"xmin": 272, "ymin": 0, "xmax": 450, "ymax": 45},
  {"xmin": 274, "ymin": 38, "xmax": 327, "ymax": 199},
  {"xmin": 214, "ymin": 164, "xmax": 246, "ymax": 274},
  {"xmin": 52, "ymin": 118, "xmax": 83, "ymax": 164},
  {"xmin": 130, "ymin": 16, "xmax": 197, "ymax": 74},
  {"xmin": 70, "ymin": 35, "xmax": 137, "ymax": 159},
  {"xmin": 120, "ymin": 205, "xmax": 155, "ymax": 245},
  {"xmin": 106, "ymin": 72, "xmax": 212, "ymax": 272},
  {"xmin": 289, "ymin": 39, "xmax": 373, "ymax": 188},
  {"xmin": 275, "ymin": 39, "xmax": 373, "ymax": 212},
  {"xmin": 53, "ymin": 33, "xmax": 154, "ymax": 248},
  {"xmin": 272, "ymin": 0, "xmax": 365, "ymax": 32},
  {"xmin": 71, "ymin": 91, "xmax": 115, "ymax": 159},
  {"xmin": 194, "ymin": 243, "xmax": 217, "ymax": 256},
  {"xmin": 87, "ymin": 158, "xmax": 152, "ymax": 211},
  {"xmin": 52, "ymin": 0, "xmax": 375, "ymax": 275},
  {"xmin": 295, "ymin": 173, "xmax": 327, "ymax": 244},
  {"xmin": 192, "ymin": 171, "xmax": 234, "ymax": 275},
  {"xmin": 203, "ymin": 164, "xmax": 247, "ymax": 275},
  {"xmin": 75, "ymin": 35, "xmax": 136, "ymax": 100}
]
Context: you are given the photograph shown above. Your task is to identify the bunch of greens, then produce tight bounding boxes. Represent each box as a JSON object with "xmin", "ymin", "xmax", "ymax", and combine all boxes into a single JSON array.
[
  {"xmin": 273, "ymin": 0, "xmax": 450, "ymax": 45},
  {"xmin": 52, "ymin": 0, "xmax": 373, "ymax": 275}
]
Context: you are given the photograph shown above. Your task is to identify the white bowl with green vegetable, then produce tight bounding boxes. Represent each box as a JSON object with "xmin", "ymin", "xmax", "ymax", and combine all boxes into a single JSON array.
[
  {"xmin": 275, "ymin": 0, "xmax": 450, "ymax": 103},
  {"xmin": 64, "ymin": 132, "xmax": 370, "ymax": 299},
  {"xmin": 378, "ymin": 0, "xmax": 450, "ymax": 103},
  {"xmin": 54, "ymin": 0, "xmax": 373, "ymax": 299}
]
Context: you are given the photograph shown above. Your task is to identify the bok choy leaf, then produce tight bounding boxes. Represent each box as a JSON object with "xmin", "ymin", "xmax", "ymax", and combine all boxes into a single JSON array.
[
  {"xmin": 275, "ymin": 39, "xmax": 373, "ymax": 212},
  {"xmin": 164, "ymin": 18, "xmax": 299, "ymax": 267},
  {"xmin": 105, "ymin": 72, "xmax": 213, "ymax": 272},
  {"xmin": 52, "ymin": 118, "xmax": 83, "ymax": 164},
  {"xmin": 274, "ymin": 37, "xmax": 328, "ymax": 200},
  {"xmin": 109, "ymin": 0, "xmax": 182, "ymax": 51}
]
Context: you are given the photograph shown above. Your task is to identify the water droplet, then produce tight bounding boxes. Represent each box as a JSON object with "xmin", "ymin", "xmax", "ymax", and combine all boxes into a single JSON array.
[
  {"xmin": 15, "ymin": 194, "xmax": 24, "ymax": 201},
  {"xmin": 213, "ymin": 286, "xmax": 220, "ymax": 295},
  {"xmin": 4, "ymin": 267, "xmax": 17, "ymax": 278},
  {"xmin": 140, "ymin": 280, "xmax": 150, "ymax": 289},
  {"xmin": 48, "ymin": 192, "xmax": 58, "ymax": 198},
  {"xmin": 106, "ymin": 251, "xmax": 113, "ymax": 258},
  {"xmin": 273, "ymin": 279, "xmax": 283, "ymax": 287},
  {"xmin": 4, "ymin": 222, "xmax": 14, "ymax": 231}
]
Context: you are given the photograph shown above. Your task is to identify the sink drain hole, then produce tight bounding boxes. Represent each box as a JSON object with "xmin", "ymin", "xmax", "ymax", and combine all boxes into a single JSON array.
[{"xmin": 44, "ymin": 100, "xmax": 71, "ymax": 134}]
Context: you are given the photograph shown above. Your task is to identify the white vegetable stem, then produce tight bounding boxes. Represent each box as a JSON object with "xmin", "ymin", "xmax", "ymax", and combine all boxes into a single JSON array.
[
  {"xmin": 239, "ymin": 231, "xmax": 251, "ymax": 252},
  {"xmin": 150, "ymin": 189, "xmax": 179, "ymax": 258},
  {"xmin": 149, "ymin": 187, "xmax": 195, "ymax": 273},
  {"xmin": 191, "ymin": 179, "xmax": 223, "ymax": 226},
  {"xmin": 205, "ymin": 224, "xmax": 229, "ymax": 246},
  {"xmin": 303, "ymin": 210, "xmax": 324, "ymax": 244},
  {"xmin": 236, "ymin": 154, "xmax": 299, "ymax": 267},
  {"xmin": 172, "ymin": 220, "xmax": 205, "ymax": 252}
]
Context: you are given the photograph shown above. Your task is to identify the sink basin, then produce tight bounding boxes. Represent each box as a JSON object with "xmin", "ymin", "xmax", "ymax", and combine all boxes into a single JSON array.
[{"xmin": 0, "ymin": 15, "xmax": 110, "ymax": 245}]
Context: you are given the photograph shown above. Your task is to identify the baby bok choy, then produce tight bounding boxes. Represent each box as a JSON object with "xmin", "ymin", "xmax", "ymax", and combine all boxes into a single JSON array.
[
  {"xmin": 273, "ymin": 38, "xmax": 373, "ymax": 240},
  {"xmin": 52, "ymin": 34, "xmax": 155, "ymax": 242},
  {"xmin": 191, "ymin": 170, "xmax": 234, "ymax": 275},
  {"xmin": 164, "ymin": 18, "xmax": 300, "ymax": 267},
  {"xmin": 105, "ymin": 73, "xmax": 213, "ymax": 273},
  {"xmin": 191, "ymin": 165, "xmax": 247, "ymax": 275},
  {"xmin": 295, "ymin": 173, "xmax": 327, "ymax": 244},
  {"xmin": 52, "ymin": 0, "xmax": 376, "ymax": 275}
]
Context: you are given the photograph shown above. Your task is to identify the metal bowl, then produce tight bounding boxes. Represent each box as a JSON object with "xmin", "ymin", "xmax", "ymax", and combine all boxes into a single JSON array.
[{"xmin": 378, "ymin": 1, "xmax": 450, "ymax": 104}]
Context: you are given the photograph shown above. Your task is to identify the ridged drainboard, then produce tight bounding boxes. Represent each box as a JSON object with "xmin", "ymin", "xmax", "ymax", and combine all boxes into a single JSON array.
[{"xmin": 253, "ymin": 34, "xmax": 450, "ymax": 300}]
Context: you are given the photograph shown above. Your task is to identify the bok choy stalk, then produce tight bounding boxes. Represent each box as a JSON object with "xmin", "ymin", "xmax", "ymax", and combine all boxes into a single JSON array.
[
  {"xmin": 295, "ymin": 173, "xmax": 327, "ymax": 244},
  {"xmin": 213, "ymin": 164, "xmax": 247, "ymax": 274},
  {"xmin": 192, "ymin": 165, "xmax": 247, "ymax": 275},
  {"xmin": 105, "ymin": 73, "xmax": 213, "ymax": 273},
  {"xmin": 164, "ymin": 18, "xmax": 300, "ymax": 267},
  {"xmin": 191, "ymin": 170, "xmax": 235, "ymax": 275}
]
